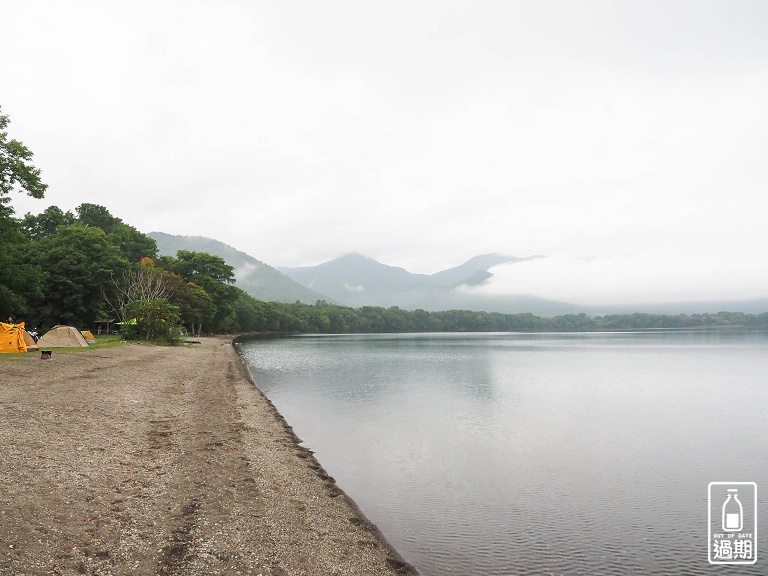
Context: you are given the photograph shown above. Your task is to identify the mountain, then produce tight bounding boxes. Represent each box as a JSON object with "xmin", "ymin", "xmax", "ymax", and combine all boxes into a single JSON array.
[
  {"xmin": 279, "ymin": 253, "xmax": 433, "ymax": 298},
  {"xmin": 148, "ymin": 232, "xmax": 331, "ymax": 304},
  {"xmin": 145, "ymin": 237, "xmax": 763, "ymax": 315},
  {"xmin": 279, "ymin": 252, "xmax": 576, "ymax": 315},
  {"xmin": 431, "ymin": 254, "xmax": 540, "ymax": 286}
]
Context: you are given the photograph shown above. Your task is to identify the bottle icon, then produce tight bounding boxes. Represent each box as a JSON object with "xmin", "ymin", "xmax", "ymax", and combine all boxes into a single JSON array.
[{"xmin": 722, "ymin": 488, "xmax": 743, "ymax": 532}]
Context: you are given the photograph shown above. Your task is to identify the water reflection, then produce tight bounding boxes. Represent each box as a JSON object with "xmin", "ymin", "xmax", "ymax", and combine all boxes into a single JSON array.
[{"xmin": 239, "ymin": 332, "xmax": 768, "ymax": 576}]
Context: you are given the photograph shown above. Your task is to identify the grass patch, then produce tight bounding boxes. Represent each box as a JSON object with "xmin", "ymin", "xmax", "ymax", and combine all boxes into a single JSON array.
[
  {"xmin": 44, "ymin": 334, "xmax": 127, "ymax": 352},
  {"xmin": 0, "ymin": 334, "xmax": 128, "ymax": 360},
  {"xmin": 89, "ymin": 334, "xmax": 126, "ymax": 349}
]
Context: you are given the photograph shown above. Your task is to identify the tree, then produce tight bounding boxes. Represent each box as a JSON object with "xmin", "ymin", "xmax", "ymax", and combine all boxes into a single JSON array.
[
  {"xmin": 0, "ymin": 107, "xmax": 47, "ymax": 199},
  {"xmin": 0, "ymin": 196, "xmax": 44, "ymax": 317},
  {"xmin": 75, "ymin": 203, "xmax": 157, "ymax": 262},
  {"xmin": 19, "ymin": 205, "xmax": 76, "ymax": 240},
  {"xmin": 25, "ymin": 225, "xmax": 129, "ymax": 328},
  {"xmin": 157, "ymin": 251, "xmax": 237, "ymax": 333},
  {"xmin": 122, "ymin": 298, "xmax": 181, "ymax": 342},
  {"xmin": 104, "ymin": 259, "xmax": 174, "ymax": 323},
  {"xmin": 0, "ymin": 107, "xmax": 46, "ymax": 318},
  {"xmin": 160, "ymin": 272, "xmax": 216, "ymax": 336},
  {"xmin": 158, "ymin": 250, "xmax": 235, "ymax": 284},
  {"xmin": 106, "ymin": 222, "xmax": 158, "ymax": 263},
  {"xmin": 75, "ymin": 203, "xmax": 120, "ymax": 232},
  {"xmin": 233, "ymin": 293, "xmax": 272, "ymax": 332}
]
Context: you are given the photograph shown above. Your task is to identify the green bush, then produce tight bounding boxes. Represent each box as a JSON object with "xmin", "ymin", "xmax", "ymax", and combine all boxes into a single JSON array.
[{"xmin": 123, "ymin": 298, "xmax": 181, "ymax": 343}]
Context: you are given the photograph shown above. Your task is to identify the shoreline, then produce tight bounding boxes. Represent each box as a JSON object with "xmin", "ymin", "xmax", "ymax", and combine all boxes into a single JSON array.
[
  {"xmin": 231, "ymin": 336, "xmax": 419, "ymax": 576},
  {"xmin": 0, "ymin": 337, "xmax": 418, "ymax": 575}
]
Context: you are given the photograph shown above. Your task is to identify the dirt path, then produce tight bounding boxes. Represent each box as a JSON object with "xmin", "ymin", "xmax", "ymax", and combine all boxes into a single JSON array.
[{"xmin": 0, "ymin": 337, "xmax": 417, "ymax": 576}]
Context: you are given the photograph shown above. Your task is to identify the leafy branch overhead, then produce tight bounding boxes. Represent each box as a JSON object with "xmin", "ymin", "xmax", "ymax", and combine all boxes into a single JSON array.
[{"xmin": 0, "ymin": 107, "xmax": 47, "ymax": 198}]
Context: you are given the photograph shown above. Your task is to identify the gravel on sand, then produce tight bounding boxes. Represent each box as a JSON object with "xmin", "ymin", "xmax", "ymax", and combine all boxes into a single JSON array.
[{"xmin": 0, "ymin": 337, "xmax": 418, "ymax": 576}]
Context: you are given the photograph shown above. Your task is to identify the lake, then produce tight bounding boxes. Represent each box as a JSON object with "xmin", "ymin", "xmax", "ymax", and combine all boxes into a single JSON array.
[{"xmin": 237, "ymin": 331, "xmax": 768, "ymax": 575}]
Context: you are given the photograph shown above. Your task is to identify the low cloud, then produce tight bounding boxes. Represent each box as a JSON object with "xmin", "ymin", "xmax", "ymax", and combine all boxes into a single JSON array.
[
  {"xmin": 234, "ymin": 262, "xmax": 260, "ymax": 281},
  {"xmin": 467, "ymin": 248, "xmax": 768, "ymax": 307}
]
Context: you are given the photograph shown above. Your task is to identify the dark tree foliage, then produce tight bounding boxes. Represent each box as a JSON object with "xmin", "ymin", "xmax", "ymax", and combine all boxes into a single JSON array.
[
  {"xmin": 158, "ymin": 250, "xmax": 235, "ymax": 284},
  {"xmin": 157, "ymin": 251, "xmax": 238, "ymax": 334},
  {"xmin": 75, "ymin": 203, "xmax": 157, "ymax": 262},
  {"xmin": 75, "ymin": 203, "xmax": 121, "ymax": 232},
  {"xmin": 20, "ymin": 203, "xmax": 157, "ymax": 262},
  {"xmin": 24, "ymin": 225, "xmax": 129, "ymax": 328},
  {"xmin": 0, "ymin": 107, "xmax": 47, "ymax": 199},
  {"xmin": 7, "ymin": 202, "xmax": 159, "ymax": 330},
  {"xmin": 0, "ymin": 108, "xmax": 47, "ymax": 318},
  {"xmin": 159, "ymin": 272, "xmax": 216, "ymax": 337},
  {"xmin": 230, "ymin": 302, "xmax": 768, "ymax": 335},
  {"xmin": 19, "ymin": 206, "xmax": 76, "ymax": 240},
  {"xmin": 0, "ymin": 196, "xmax": 44, "ymax": 317}
]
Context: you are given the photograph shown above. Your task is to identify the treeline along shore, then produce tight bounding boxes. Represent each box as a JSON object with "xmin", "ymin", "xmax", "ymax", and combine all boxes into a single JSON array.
[
  {"xmin": 244, "ymin": 304, "xmax": 768, "ymax": 334},
  {"xmin": 0, "ymin": 336, "xmax": 418, "ymax": 575}
]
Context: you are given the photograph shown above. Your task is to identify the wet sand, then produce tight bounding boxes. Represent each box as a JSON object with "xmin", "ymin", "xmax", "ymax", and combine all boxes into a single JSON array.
[{"xmin": 0, "ymin": 337, "xmax": 417, "ymax": 575}]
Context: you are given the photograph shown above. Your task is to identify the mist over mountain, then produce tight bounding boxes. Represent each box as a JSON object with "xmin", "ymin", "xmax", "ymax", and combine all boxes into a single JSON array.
[
  {"xmin": 149, "ymin": 232, "xmax": 331, "ymax": 304},
  {"xmin": 148, "ymin": 234, "xmax": 766, "ymax": 316},
  {"xmin": 279, "ymin": 253, "xmax": 432, "ymax": 294},
  {"xmin": 431, "ymin": 254, "xmax": 541, "ymax": 286},
  {"xmin": 149, "ymin": 234, "xmax": 573, "ymax": 314},
  {"xmin": 279, "ymin": 252, "xmax": 576, "ymax": 315}
]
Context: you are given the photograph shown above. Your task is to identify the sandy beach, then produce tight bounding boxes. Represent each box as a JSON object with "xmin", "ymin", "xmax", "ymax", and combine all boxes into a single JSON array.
[{"xmin": 0, "ymin": 337, "xmax": 417, "ymax": 576}]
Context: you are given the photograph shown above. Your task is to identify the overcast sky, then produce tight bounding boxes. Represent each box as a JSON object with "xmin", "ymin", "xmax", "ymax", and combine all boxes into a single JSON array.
[{"xmin": 3, "ymin": 1, "xmax": 767, "ymax": 306}]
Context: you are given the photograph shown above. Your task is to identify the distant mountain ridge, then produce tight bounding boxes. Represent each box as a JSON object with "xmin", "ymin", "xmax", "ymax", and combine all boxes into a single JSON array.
[
  {"xmin": 431, "ymin": 253, "xmax": 540, "ymax": 286},
  {"xmin": 278, "ymin": 252, "xmax": 536, "ymax": 293},
  {"xmin": 147, "ymin": 234, "xmax": 766, "ymax": 315},
  {"xmin": 278, "ymin": 252, "xmax": 575, "ymax": 315},
  {"xmin": 149, "ymin": 232, "xmax": 331, "ymax": 304},
  {"xmin": 280, "ymin": 253, "xmax": 432, "ymax": 294},
  {"xmin": 148, "ymin": 234, "xmax": 571, "ymax": 313}
]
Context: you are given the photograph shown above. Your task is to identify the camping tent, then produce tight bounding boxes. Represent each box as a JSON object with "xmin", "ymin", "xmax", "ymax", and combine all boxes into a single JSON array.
[
  {"xmin": 22, "ymin": 329, "xmax": 39, "ymax": 352},
  {"xmin": 37, "ymin": 325, "xmax": 89, "ymax": 348},
  {"xmin": 0, "ymin": 322, "xmax": 28, "ymax": 353}
]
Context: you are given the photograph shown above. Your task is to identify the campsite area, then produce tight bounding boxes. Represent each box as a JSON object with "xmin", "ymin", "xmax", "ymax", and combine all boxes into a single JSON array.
[{"xmin": 0, "ymin": 337, "xmax": 414, "ymax": 576}]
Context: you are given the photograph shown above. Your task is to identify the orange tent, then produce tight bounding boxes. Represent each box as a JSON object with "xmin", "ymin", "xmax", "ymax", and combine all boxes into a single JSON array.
[{"xmin": 0, "ymin": 321, "xmax": 28, "ymax": 353}]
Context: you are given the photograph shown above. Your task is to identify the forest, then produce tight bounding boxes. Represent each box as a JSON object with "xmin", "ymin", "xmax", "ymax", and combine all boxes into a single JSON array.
[{"xmin": 2, "ymin": 107, "xmax": 767, "ymax": 340}]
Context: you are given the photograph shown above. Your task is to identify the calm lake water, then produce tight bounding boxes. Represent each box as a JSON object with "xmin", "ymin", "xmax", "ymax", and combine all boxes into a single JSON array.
[{"xmin": 237, "ymin": 331, "xmax": 768, "ymax": 575}]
